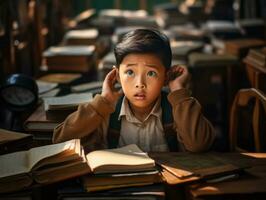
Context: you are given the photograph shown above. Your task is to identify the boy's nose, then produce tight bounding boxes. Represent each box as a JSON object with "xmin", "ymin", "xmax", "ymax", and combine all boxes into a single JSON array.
[
  {"xmin": 135, "ymin": 75, "xmax": 146, "ymax": 89},
  {"xmin": 136, "ymin": 84, "xmax": 146, "ymax": 89}
]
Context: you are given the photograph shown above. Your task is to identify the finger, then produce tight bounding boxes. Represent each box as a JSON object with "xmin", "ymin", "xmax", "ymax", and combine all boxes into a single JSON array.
[
  {"xmin": 166, "ymin": 66, "xmax": 175, "ymax": 81},
  {"xmin": 111, "ymin": 69, "xmax": 119, "ymax": 85},
  {"xmin": 167, "ymin": 66, "xmax": 183, "ymax": 81},
  {"xmin": 106, "ymin": 68, "xmax": 116, "ymax": 81},
  {"xmin": 104, "ymin": 69, "xmax": 117, "ymax": 87}
]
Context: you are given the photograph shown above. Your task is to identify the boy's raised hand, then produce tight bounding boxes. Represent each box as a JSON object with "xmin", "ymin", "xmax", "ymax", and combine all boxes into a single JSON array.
[
  {"xmin": 101, "ymin": 68, "xmax": 123, "ymax": 106},
  {"xmin": 167, "ymin": 65, "xmax": 190, "ymax": 92}
]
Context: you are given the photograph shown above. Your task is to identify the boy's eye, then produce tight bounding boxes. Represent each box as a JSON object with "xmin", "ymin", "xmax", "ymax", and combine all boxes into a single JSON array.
[
  {"xmin": 125, "ymin": 70, "xmax": 134, "ymax": 76},
  {"xmin": 147, "ymin": 71, "xmax": 157, "ymax": 77}
]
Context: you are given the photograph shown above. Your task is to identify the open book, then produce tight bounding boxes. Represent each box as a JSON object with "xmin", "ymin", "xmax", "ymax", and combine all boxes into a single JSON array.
[
  {"xmin": 0, "ymin": 141, "xmax": 156, "ymax": 193},
  {"xmin": 82, "ymin": 145, "xmax": 160, "ymax": 192},
  {"xmin": 0, "ymin": 139, "xmax": 87, "ymax": 193},
  {"xmin": 86, "ymin": 144, "xmax": 155, "ymax": 174}
]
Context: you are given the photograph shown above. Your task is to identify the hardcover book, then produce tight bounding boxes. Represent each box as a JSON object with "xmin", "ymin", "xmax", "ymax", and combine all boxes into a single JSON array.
[{"xmin": 0, "ymin": 141, "xmax": 156, "ymax": 193}]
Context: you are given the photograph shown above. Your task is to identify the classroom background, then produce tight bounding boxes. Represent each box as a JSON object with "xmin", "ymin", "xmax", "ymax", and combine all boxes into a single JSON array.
[{"xmin": 0, "ymin": 0, "xmax": 265, "ymax": 157}]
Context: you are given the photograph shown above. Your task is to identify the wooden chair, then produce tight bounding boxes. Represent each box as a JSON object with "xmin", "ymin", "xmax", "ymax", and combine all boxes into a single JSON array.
[{"xmin": 230, "ymin": 88, "xmax": 266, "ymax": 152}]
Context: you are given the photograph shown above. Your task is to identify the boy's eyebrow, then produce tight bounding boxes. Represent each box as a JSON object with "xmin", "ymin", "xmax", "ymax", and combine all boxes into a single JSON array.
[
  {"xmin": 145, "ymin": 64, "xmax": 159, "ymax": 69},
  {"xmin": 124, "ymin": 63, "xmax": 160, "ymax": 69},
  {"xmin": 125, "ymin": 63, "xmax": 137, "ymax": 67}
]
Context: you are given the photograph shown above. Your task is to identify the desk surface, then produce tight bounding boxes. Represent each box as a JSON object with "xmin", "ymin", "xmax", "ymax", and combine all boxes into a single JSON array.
[
  {"xmin": 187, "ymin": 153, "xmax": 266, "ymax": 198},
  {"xmin": 0, "ymin": 152, "xmax": 266, "ymax": 200}
]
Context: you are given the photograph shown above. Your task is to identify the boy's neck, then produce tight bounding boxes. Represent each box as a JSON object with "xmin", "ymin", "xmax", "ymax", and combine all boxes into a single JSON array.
[{"xmin": 129, "ymin": 101, "xmax": 156, "ymax": 122}]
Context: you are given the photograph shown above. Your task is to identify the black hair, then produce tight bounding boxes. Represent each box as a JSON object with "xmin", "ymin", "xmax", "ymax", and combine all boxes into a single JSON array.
[{"xmin": 114, "ymin": 29, "xmax": 172, "ymax": 69}]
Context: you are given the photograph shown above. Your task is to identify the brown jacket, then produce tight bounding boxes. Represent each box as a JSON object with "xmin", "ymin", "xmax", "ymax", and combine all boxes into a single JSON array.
[{"xmin": 53, "ymin": 89, "xmax": 215, "ymax": 152}]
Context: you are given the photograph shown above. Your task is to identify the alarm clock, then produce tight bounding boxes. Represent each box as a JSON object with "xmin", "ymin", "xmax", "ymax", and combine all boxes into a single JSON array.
[{"xmin": 0, "ymin": 74, "xmax": 39, "ymax": 111}]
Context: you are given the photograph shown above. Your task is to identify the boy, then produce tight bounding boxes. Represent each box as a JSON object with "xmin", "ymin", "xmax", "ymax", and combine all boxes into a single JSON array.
[{"xmin": 53, "ymin": 29, "xmax": 215, "ymax": 152}]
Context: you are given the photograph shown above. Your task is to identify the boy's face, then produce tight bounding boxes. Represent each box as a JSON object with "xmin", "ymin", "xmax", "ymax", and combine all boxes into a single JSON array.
[{"xmin": 118, "ymin": 53, "xmax": 166, "ymax": 110}]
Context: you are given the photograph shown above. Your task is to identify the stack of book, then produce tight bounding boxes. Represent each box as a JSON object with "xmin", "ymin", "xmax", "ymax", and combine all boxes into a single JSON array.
[
  {"xmin": 149, "ymin": 152, "xmax": 248, "ymax": 185},
  {"xmin": 24, "ymin": 92, "xmax": 93, "ymax": 143},
  {"xmin": 43, "ymin": 46, "xmax": 96, "ymax": 73},
  {"xmin": 81, "ymin": 144, "xmax": 162, "ymax": 192},
  {"xmin": 57, "ymin": 180, "xmax": 165, "ymax": 200},
  {"xmin": 0, "ymin": 139, "xmax": 88, "ymax": 193},
  {"xmin": 0, "ymin": 140, "xmax": 161, "ymax": 194},
  {"xmin": 24, "ymin": 103, "xmax": 61, "ymax": 135}
]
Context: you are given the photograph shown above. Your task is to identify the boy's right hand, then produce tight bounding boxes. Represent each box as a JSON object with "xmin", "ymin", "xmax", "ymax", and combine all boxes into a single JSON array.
[{"xmin": 101, "ymin": 68, "xmax": 123, "ymax": 106}]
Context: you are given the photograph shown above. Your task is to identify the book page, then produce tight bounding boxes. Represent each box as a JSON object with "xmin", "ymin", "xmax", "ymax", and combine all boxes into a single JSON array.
[
  {"xmin": 86, "ymin": 144, "xmax": 155, "ymax": 174},
  {"xmin": 44, "ymin": 93, "xmax": 93, "ymax": 110},
  {"xmin": 39, "ymin": 88, "xmax": 60, "ymax": 98},
  {"xmin": 28, "ymin": 139, "xmax": 77, "ymax": 170},
  {"xmin": 0, "ymin": 151, "xmax": 28, "ymax": 178},
  {"xmin": 36, "ymin": 80, "xmax": 58, "ymax": 94}
]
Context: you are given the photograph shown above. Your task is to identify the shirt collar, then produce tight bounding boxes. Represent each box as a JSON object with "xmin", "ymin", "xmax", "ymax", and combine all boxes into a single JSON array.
[{"xmin": 118, "ymin": 95, "xmax": 162, "ymax": 123}]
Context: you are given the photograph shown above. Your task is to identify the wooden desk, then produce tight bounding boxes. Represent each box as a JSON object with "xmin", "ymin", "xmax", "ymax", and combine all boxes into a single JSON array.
[
  {"xmin": 55, "ymin": 152, "xmax": 266, "ymax": 200},
  {"xmin": 1, "ymin": 152, "xmax": 266, "ymax": 200},
  {"xmin": 186, "ymin": 153, "xmax": 266, "ymax": 200}
]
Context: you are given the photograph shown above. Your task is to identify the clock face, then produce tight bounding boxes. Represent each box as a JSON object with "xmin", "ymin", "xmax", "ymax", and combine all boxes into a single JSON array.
[{"xmin": 1, "ymin": 86, "xmax": 35, "ymax": 106}]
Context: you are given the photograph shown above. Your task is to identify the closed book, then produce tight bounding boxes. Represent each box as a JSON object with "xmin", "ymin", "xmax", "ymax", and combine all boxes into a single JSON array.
[
  {"xmin": 43, "ymin": 93, "xmax": 93, "ymax": 120},
  {"xmin": 82, "ymin": 170, "xmax": 163, "ymax": 192},
  {"xmin": 43, "ymin": 46, "xmax": 96, "ymax": 72},
  {"xmin": 150, "ymin": 152, "xmax": 247, "ymax": 185},
  {"xmin": 44, "ymin": 93, "xmax": 93, "ymax": 111},
  {"xmin": 45, "ymin": 109, "xmax": 76, "ymax": 121},
  {"xmin": 24, "ymin": 103, "xmax": 61, "ymax": 132},
  {"xmin": 63, "ymin": 29, "xmax": 99, "ymax": 46},
  {"xmin": 57, "ymin": 180, "xmax": 165, "ymax": 200},
  {"xmin": 0, "ymin": 129, "xmax": 33, "ymax": 155}
]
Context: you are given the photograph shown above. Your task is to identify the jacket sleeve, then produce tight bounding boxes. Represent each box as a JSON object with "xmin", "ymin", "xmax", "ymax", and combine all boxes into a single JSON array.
[
  {"xmin": 53, "ymin": 94, "xmax": 114, "ymax": 143},
  {"xmin": 167, "ymin": 89, "xmax": 216, "ymax": 152}
]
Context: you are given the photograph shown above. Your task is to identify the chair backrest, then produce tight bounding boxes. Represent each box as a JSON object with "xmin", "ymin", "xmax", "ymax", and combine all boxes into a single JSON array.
[{"xmin": 230, "ymin": 88, "xmax": 266, "ymax": 152}]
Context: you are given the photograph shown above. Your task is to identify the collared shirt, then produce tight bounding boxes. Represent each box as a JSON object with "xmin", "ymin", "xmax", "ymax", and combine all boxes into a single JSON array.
[{"xmin": 117, "ymin": 96, "xmax": 169, "ymax": 152}]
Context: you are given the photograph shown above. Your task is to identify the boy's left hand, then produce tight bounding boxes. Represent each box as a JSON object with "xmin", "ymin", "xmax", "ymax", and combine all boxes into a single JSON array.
[{"xmin": 167, "ymin": 65, "xmax": 190, "ymax": 92}]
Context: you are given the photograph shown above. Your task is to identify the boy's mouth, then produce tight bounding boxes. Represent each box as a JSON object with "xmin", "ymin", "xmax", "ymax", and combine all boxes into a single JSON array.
[{"xmin": 134, "ymin": 92, "xmax": 146, "ymax": 100}]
